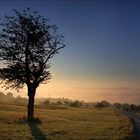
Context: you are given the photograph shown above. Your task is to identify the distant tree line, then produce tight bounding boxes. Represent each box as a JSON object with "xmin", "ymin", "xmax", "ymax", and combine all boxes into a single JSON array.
[
  {"xmin": 42, "ymin": 99, "xmax": 108, "ymax": 109},
  {"xmin": 1, "ymin": 92, "xmax": 140, "ymax": 112},
  {"xmin": 42, "ymin": 99, "xmax": 140, "ymax": 112},
  {"xmin": 0, "ymin": 92, "xmax": 27, "ymax": 105},
  {"xmin": 113, "ymin": 102, "xmax": 140, "ymax": 112},
  {"xmin": 42, "ymin": 98, "xmax": 85, "ymax": 108},
  {"xmin": 94, "ymin": 100, "xmax": 140, "ymax": 112}
]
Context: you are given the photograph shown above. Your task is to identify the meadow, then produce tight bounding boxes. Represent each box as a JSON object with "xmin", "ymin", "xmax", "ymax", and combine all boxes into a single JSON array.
[{"xmin": 0, "ymin": 103, "xmax": 134, "ymax": 140}]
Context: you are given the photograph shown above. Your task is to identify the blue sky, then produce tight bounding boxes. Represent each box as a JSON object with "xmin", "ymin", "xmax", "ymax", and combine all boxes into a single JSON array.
[{"xmin": 0, "ymin": 0, "xmax": 140, "ymax": 103}]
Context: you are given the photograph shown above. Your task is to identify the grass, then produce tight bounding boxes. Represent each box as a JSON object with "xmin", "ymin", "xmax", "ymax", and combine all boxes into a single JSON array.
[{"xmin": 0, "ymin": 103, "xmax": 134, "ymax": 140}]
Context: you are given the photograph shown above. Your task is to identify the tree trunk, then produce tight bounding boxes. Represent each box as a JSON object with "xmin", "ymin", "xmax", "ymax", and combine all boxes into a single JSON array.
[{"xmin": 27, "ymin": 85, "xmax": 36, "ymax": 120}]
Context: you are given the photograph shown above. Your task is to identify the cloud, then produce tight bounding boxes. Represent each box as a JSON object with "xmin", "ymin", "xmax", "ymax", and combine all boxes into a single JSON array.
[{"xmin": 73, "ymin": 86, "xmax": 140, "ymax": 91}]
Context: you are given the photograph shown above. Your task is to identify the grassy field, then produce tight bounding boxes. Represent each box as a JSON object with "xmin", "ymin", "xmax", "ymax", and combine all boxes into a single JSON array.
[{"xmin": 0, "ymin": 104, "xmax": 134, "ymax": 140}]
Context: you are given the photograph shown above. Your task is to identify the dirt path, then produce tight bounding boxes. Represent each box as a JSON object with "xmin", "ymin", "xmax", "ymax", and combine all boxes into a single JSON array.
[{"xmin": 123, "ymin": 112, "xmax": 140, "ymax": 140}]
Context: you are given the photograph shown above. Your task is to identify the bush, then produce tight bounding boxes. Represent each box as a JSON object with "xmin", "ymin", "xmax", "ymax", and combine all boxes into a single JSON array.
[{"xmin": 95, "ymin": 100, "xmax": 111, "ymax": 109}]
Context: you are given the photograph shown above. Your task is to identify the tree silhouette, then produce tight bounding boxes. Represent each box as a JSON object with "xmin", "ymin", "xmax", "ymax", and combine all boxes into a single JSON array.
[{"xmin": 0, "ymin": 8, "xmax": 65, "ymax": 120}]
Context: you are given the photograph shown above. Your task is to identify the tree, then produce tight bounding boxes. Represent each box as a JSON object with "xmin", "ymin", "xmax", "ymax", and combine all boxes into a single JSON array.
[
  {"xmin": 70, "ymin": 100, "xmax": 83, "ymax": 107},
  {"xmin": 113, "ymin": 103, "xmax": 122, "ymax": 110},
  {"xmin": 0, "ymin": 8, "xmax": 65, "ymax": 120},
  {"xmin": 122, "ymin": 103, "xmax": 130, "ymax": 111},
  {"xmin": 95, "ymin": 100, "xmax": 111, "ymax": 109}
]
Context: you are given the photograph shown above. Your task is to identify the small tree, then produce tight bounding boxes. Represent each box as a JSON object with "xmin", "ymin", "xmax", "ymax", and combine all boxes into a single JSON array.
[
  {"xmin": 0, "ymin": 8, "xmax": 65, "ymax": 120},
  {"xmin": 113, "ymin": 103, "xmax": 122, "ymax": 110},
  {"xmin": 95, "ymin": 100, "xmax": 111, "ymax": 109}
]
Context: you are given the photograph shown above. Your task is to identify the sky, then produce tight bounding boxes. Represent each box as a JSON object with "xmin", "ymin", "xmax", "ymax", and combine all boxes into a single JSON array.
[{"xmin": 0, "ymin": 0, "xmax": 140, "ymax": 104}]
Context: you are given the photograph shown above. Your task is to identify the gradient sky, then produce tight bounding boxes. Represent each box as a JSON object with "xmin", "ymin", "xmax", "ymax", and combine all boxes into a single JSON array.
[{"xmin": 0, "ymin": 0, "xmax": 140, "ymax": 104}]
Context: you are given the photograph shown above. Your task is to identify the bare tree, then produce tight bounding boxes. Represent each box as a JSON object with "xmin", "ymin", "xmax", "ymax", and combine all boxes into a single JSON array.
[{"xmin": 0, "ymin": 8, "xmax": 65, "ymax": 120}]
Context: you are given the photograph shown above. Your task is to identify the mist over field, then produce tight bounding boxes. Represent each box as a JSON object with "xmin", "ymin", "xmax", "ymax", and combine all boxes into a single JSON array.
[
  {"xmin": 1, "ymin": 87, "xmax": 140, "ymax": 105},
  {"xmin": 98, "ymin": 92, "xmax": 140, "ymax": 105}
]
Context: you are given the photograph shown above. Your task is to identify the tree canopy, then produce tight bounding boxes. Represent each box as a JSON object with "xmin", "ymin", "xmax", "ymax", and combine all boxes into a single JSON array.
[{"xmin": 0, "ymin": 8, "xmax": 65, "ymax": 90}]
